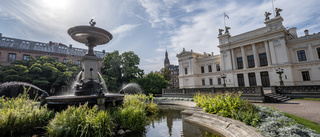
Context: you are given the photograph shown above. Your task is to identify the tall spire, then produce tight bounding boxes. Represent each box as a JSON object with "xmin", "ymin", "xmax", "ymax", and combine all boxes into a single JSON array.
[{"xmin": 164, "ymin": 50, "xmax": 170, "ymax": 68}]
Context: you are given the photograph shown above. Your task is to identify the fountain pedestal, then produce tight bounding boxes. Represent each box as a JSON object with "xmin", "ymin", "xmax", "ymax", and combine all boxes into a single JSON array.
[
  {"xmin": 43, "ymin": 20, "xmax": 124, "ymax": 110},
  {"xmin": 74, "ymin": 55, "xmax": 102, "ymax": 96}
]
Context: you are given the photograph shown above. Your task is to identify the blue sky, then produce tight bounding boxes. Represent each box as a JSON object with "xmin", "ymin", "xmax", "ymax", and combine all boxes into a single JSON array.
[{"xmin": 1, "ymin": 0, "xmax": 319, "ymax": 73}]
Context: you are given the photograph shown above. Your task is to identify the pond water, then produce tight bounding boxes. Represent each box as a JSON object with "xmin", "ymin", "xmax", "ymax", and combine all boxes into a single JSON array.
[{"xmin": 124, "ymin": 105, "xmax": 219, "ymax": 137}]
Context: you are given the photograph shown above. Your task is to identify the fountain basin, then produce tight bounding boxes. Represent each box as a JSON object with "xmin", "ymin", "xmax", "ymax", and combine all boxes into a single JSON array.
[
  {"xmin": 44, "ymin": 94, "xmax": 124, "ymax": 110},
  {"xmin": 68, "ymin": 26, "xmax": 112, "ymax": 45}
]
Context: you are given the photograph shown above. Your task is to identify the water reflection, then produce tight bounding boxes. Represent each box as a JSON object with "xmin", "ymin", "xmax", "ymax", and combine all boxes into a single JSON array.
[{"xmin": 123, "ymin": 105, "xmax": 218, "ymax": 137}]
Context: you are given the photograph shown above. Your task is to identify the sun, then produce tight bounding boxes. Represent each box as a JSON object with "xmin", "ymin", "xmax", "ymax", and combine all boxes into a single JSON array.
[{"xmin": 42, "ymin": 0, "xmax": 69, "ymax": 10}]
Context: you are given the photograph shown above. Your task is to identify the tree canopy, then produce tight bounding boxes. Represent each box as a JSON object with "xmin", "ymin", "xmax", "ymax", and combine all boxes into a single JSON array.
[
  {"xmin": 0, "ymin": 56, "xmax": 80, "ymax": 94},
  {"xmin": 101, "ymin": 51, "xmax": 144, "ymax": 92},
  {"xmin": 135, "ymin": 72, "xmax": 168, "ymax": 95}
]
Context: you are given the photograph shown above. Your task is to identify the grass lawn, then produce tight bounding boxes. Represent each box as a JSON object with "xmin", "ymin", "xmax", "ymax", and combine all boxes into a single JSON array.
[
  {"xmin": 284, "ymin": 112, "xmax": 320, "ymax": 134},
  {"xmin": 294, "ymin": 98, "xmax": 320, "ymax": 101}
]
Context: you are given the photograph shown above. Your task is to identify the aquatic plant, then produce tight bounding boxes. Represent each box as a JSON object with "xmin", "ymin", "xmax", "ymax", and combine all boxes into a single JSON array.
[
  {"xmin": 47, "ymin": 104, "xmax": 114, "ymax": 137},
  {"xmin": 114, "ymin": 94, "xmax": 158, "ymax": 131},
  {"xmin": 0, "ymin": 88, "xmax": 54, "ymax": 136}
]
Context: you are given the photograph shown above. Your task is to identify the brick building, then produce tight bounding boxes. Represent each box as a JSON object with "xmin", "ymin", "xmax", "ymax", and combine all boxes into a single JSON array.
[
  {"xmin": 0, "ymin": 33, "xmax": 106, "ymax": 67},
  {"xmin": 164, "ymin": 50, "xmax": 179, "ymax": 89}
]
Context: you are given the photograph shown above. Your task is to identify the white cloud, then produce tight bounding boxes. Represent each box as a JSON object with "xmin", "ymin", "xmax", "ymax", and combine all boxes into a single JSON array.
[{"xmin": 111, "ymin": 24, "xmax": 140, "ymax": 35}]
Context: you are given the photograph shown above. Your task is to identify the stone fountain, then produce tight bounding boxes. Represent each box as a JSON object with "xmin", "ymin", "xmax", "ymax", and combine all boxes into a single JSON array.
[{"xmin": 42, "ymin": 20, "xmax": 124, "ymax": 110}]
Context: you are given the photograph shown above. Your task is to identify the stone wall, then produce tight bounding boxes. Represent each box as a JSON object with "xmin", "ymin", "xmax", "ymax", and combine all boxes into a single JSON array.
[
  {"xmin": 162, "ymin": 86, "xmax": 265, "ymax": 102},
  {"xmin": 271, "ymin": 86, "xmax": 320, "ymax": 98}
]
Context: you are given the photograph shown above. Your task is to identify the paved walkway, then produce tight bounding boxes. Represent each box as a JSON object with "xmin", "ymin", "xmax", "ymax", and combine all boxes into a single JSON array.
[{"xmin": 254, "ymin": 100, "xmax": 320, "ymax": 125}]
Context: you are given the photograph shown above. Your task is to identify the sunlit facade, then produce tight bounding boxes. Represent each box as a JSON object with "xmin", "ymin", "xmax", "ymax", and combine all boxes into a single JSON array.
[{"xmin": 177, "ymin": 15, "xmax": 320, "ymax": 88}]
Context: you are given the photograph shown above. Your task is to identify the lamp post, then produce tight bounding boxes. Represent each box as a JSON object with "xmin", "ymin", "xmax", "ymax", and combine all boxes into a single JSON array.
[
  {"xmin": 221, "ymin": 73, "xmax": 227, "ymax": 87},
  {"xmin": 276, "ymin": 68, "xmax": 284, "ymax": 86}
]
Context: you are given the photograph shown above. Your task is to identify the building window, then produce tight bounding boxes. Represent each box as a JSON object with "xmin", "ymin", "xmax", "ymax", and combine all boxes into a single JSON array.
[
  {"xmin": 54, "ymin": 58, "xmax": 58, "ymax": 62},
  {"xmin": 237, "ymin": 74, "xmax": 245, "ymax": 87},
  {"xmin": 301, "ymin": 71, "xmax": 310, "ymax": 81},
  {"xmin": 63, "ymin": 58, "xmax": 67, "ymax": 63},
  {"xmin": 23, "ymin": 55, "xmax": 30, "ymax": 61},
  {"xmin": 216, "ymin": 64, "xmax": 220, "ymax": 71},
  {"xmin": 317, "ymin": 47, "xmax": 320, "ymax": 59},
  {"xmin": 77, "ymin": 60, "xmax": 81, "ymax": 66},
  {"xmin": 208, "ymin": 65, "xmax": 212, "ymax": 72},
  {"xmin": 185, "ymin": 68, "xmax": 188, "ymax": 74},
  {"xmin": 297, "ymin": 50, "xmax": 307, "ymax": 61},
  {"xmin": 247, "ymin": 55, "xmax": 255, "ymax": 68},
  {"xmin": 217, "ymin": 78, "xmax": 221, "ymax": 85},
  {"xmin": 209, "ymin": 79, "xmax": 213, "ymax": 85},
  {"xmin": 8, "ymin": 53, "xmax": 16, "ymax": 62},
  {"xmin": 259, "ymin": 53, "xmax": 268, "ymax": 66},
  {"xmin": 202, "ymin": 79, "xmax": 205, "ymax": 85},
  {"xmin": 201, "ymin": 66, "xmax": 204, "ymax": 73},
  {"xmin": 237, "ymin": 57, "xmax": 243, "ymax": 69}
]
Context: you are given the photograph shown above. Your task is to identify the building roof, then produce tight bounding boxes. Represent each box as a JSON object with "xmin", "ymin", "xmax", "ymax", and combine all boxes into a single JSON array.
[{"xmin": 0, "ymin": 35, "xmax": 106, "ymax": 58}]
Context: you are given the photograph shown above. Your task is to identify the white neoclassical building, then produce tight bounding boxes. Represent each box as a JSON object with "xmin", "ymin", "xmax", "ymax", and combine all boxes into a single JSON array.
[{"xmin": 177, "ymin": 13, "xmax": 320, "ymax": 89}]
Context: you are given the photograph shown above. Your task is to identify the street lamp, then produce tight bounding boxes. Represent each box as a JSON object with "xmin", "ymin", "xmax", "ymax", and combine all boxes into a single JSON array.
[
  {"xmin": 221, "ymin": 73, "xmax": 226, "ymax": 87},
  {"xmin": 276, "ymin": 68, "xmax": 284, "ymax": 86}
]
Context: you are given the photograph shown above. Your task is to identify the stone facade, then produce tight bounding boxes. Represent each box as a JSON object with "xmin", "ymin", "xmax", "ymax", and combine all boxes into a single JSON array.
[
  {"xmin": 0, "ymin": 34, "xmax": 106, "ymax": 67},
  {"xmin": 177, "ymin": 15, "xmax": 320, "ymax": 88},
  {"xmin": 164, "ymin": 50, "xmax": 179, "ymax": 89}
]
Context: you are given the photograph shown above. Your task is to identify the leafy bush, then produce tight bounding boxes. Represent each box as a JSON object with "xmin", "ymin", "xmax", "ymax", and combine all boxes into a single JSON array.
[
  {"xmin": 0, "ymin": 91, "xmax": 54, "ymax": 136},
  {"xmin": 114, "ymin": 94, "xmax": 158, "ymax": 131},
  {"xmin": 194, "ymin": 92, "xmax": 260, "ymax": 126},
  {"xmin": 47, "ymin": 104, "xmax": 114, "ymax": 137}
]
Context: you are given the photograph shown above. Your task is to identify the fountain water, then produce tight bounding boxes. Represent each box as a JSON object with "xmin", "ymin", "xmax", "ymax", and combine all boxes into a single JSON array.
[
  {"xmin": 42, "ymin": 20, "xmax": 124, "ymax": 110},
  {"xmin": 97, "ymin": 72, "xmax": 108, "ymax": 94},
  {"xmin": 119, "ymin": 83, "xmax": 142, "ymax": 94}
]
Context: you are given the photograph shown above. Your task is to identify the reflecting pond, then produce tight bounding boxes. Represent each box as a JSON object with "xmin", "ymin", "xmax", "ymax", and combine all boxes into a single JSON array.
[{"xmin": 124, "ymin": 105, "xmax": 219, "ymax": 137}]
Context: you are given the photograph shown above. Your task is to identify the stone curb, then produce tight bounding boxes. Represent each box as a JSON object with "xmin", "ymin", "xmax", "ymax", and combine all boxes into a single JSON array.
[{"xmin": 181, "ymin": 107, "xmax": 263, "ymax": 137}]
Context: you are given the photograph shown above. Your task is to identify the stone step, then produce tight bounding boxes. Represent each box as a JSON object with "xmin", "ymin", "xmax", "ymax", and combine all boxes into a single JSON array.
[{"xmin": 264, "ymin": 93, "xmax": 291, "ymax": 103}]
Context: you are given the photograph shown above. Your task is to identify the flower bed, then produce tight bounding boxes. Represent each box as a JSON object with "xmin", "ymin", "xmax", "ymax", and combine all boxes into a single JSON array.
[{"xmin": 194, "ymin": 92, "xmax": 320, "ymax": 137}]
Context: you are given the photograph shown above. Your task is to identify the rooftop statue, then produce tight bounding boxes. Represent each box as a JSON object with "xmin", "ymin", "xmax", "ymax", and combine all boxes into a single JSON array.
[
  {"xmin": 225, "ymin": 26, "xmax": 231, "ymax": 34},
  {"xmin": 218, "ymin": 29, "xmax": 224, "ymax": 35},
  {"xmin": 264, "ymin": 12, "xmax": 271, "ymax": 20},
  {"xmin": 275, "ymin": 8, "xmax": 282, "ymax": 17},
  {"xmin": 89, "ymin": 19, "xmax": 96, "ymax": 27}
]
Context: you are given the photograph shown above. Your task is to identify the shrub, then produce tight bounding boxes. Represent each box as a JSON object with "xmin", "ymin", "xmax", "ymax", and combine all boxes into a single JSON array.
[
  {"xmin": 114, "ymin": 94, "xmax": 158, "ymax": 131},
  {"xmin": 47, "ymin": 104, "xmax": 114, "ymax": 137},
  {"xmin": 0, "ymin": 90, "xmax": 54, "ymax": 136},
  {"xmin": 257, "ymin": 106, "xmax": 320, "ymax": 137},
  {"xmin": 194, "ymin": 92, "xmax": 260, "ymax": 126}
]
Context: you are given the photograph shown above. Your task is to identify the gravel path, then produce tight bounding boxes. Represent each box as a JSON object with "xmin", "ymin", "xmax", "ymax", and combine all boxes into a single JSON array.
[{"xmin": 254, "ymin": 100, "xmax": 320, "ymax": 125}]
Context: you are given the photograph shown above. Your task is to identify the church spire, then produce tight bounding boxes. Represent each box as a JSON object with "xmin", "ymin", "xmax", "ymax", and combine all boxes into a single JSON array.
[{"xmin": 164, "ymin": 50, "xmax": 170, "ymax": 68}]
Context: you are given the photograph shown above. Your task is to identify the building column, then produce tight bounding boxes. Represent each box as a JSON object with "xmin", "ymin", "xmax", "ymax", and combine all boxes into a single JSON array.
[
  {"xmin": 244, "ymin": 72, "xmax": 249, "ymax": 87},
  {"xmin": 268, "ymin": 40, "xmax": 277, "ymax": 65},
  {"xmin": 231, "ymin": 48, "xmax": 236, "ymax": 70},
  {"xmin": 264, "ymin": 41, "xmax": 272, "ymax": 66},
  {"xmin": 240, "ymin": 46, "xmax": 248, "ymax": 69},
  {"xmin": 220, "ymin": 51, "xmax": 225, "ymax": 71},
  {"xmin": 252, "ymin": 43, "xmax": 259, "ymax": 67},
  {"xmin": 280, "ymin": 38, "xmax": 289, "ymax": 63},
  {"xmin": 255, "ymin": 72, "xmax": 262, "ymax": 86},
  {"xmin": 307, "ymin": 44, "xmax": 315, "ymax": 61}
]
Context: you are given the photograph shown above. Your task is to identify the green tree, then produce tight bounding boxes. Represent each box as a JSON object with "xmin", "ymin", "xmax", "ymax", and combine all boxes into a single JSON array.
[
  {"xmin": 101, "ymin": 51, "xmax": 122, "ymax": 92},
  {"xmin": 101, "ymin": 51, "xmax": 144, "ymax": 92},
  {"xmin": 0, "ymin": 56, "xmax": 80, "ymax": 94},
  {"xmin": 135, "ymin": 72, "xmax": 168, "ymax": 95},
  {"xmin": 121, "ymin": 51, "xmax": 144, "ymax": 83},
  {"xmin": 160, "ymin": 67, "xmax": 171, "ymax": 81}
]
